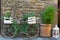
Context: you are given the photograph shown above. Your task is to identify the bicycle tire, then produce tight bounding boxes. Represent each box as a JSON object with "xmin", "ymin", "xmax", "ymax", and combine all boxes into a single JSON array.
[
  {"xmin": 2, "ymin": 25, "xmax": 17, "ymax": 38},
  {"xmin": 26, "ymin": 24, "xmax": 39, "ymax": 38}
]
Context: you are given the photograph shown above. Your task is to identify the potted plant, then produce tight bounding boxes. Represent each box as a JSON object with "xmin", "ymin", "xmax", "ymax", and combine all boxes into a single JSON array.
[
  {"xmin": 22, "ymin": 12, "xmax": 39, "ymax": 38},
  {"xmin": 40, "ymin": 5, "xmax": 55, "ymax": 37},
  {"xmin": 22, "ymin": 11, "xmax": 36, "ymax": 24},
  {"xmin": 4, "ymin": 12, "xmax": 13, "ymax": 24}
]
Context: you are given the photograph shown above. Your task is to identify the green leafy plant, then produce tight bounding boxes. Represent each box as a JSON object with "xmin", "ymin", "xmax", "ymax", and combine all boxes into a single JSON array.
[
  {"xmin": 21, "ymin": 11, "xmax": 36, "ymax": 32},
  {"xmin": 40, "ymin": 5, "xmax": 55, "ymax": 24},
  {"xmin": 5, "ymin": 12, "xmax": 11, "ymax": 18},
  {"xmin": 22, "ymin": 11, "xmax": 35, "ymax": 20}
]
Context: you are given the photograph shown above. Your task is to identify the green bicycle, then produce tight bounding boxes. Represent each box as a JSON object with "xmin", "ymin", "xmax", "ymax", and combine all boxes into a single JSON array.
[{"xmin": 2, "ymin": 12, "xmax": 39, "ymax": 38}]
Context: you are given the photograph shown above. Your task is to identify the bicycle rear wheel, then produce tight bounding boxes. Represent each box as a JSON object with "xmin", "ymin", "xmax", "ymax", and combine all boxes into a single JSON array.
[
  {"xmin": 26, "ymin": 24, "xmax": 39, "ymax": 38},
  {"xmin": 2, "ymin": 25, "xmax": 16, "ymax": 38}
]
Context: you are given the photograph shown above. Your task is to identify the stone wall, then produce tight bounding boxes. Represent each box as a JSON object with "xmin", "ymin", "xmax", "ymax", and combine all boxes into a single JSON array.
[{"xmin": 1, "ymin": 0, "xmax": 57, "ymax": 24}]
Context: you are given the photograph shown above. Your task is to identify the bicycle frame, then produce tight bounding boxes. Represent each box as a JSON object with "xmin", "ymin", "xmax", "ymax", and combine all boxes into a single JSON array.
[
  {"xmin": 12, "ymin": 20, "xmax": 29, "ymax": 35},
  {"xmin": 2, "ymin": 12, "xmax": 39, "ymax": 38}
]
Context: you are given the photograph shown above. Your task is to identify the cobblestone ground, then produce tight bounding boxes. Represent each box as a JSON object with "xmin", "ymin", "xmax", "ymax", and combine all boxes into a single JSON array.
[{"xmin": 0, "ymin": 36, "xmax": 60, "ymax": 40}]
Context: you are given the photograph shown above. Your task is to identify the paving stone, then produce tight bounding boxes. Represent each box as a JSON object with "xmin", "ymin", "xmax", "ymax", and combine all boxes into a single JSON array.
[{"xmin": 0, "ymin": 37, "xmax": 60, "ymax": 40}]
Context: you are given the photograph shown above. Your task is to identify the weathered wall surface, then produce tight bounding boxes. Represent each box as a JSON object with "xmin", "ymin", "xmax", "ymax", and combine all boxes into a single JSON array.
[{"xmin": 1, "ymin": 0, "xmax": 57, "ymax": 24}]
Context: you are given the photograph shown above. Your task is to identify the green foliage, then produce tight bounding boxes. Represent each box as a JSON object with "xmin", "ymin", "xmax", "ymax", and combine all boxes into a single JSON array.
[
  {"xmin": 21, "ymin": 23, "xmax": 29, "ymax": 33},
  {"xmin": 22, "ymin": 11, "xmax": 35, "ymax": 20},
  {"xmin": 40, "ymin": 6, "xmax": 55, "ymax": 24},
  {"xmin": 12, "ymin": 20, "xmax": 20, "ymax": 30},
  {"xmin": 12, "ymin": 20, "xmax": 20, "ymax": 34},
  {"xmin": 22, "ymin": 11, "xmax": 37, "ymax": 32},
  {"xmin": 5, "ymin": 12, "xmax": 11, "ymax": 18},
  {"xmin": 12, "ymin": 20, "xmax": 29, "ymax": 33}
]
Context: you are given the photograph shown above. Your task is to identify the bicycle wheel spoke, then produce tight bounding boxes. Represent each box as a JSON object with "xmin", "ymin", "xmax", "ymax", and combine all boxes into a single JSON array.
[
  {"xmin": 2, "ymin": 25, "xmax": 16, "ymax": 38},
  {"xmin": 26, "ymin": 24, "xmax": 39, "ymax": 38}
]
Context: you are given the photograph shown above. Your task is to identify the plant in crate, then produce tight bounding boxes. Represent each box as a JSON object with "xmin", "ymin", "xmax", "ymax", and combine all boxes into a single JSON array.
[
  {"xmin": 2, "ymin": 20, "xmax": 19, "ymax": 38},
  {"xmin": 4, "ymin": 12, "xmax": 13, "ymax": 24},
  {"xmin": 21, "ymin": 11, "xmax": 39, "ymax": 38},
  {"xmin": 40, "ymin": 5, "xmax": 55, "ymax": 37}
]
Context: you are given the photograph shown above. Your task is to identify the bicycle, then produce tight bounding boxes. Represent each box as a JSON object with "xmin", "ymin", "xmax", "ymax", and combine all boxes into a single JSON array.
[{"xmin": 2, "ymin": 12, "xmax": 39, "ymax": 38}]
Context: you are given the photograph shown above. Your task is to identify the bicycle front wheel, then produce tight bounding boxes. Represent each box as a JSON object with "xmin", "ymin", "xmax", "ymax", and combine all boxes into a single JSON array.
[
  {"xmin": 2, "ymin": 25, "xmax": 16, "ymax": 38},
  {"xmin": 26, "ymin": 24, "xmax": 39, "ymax": 38}
]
